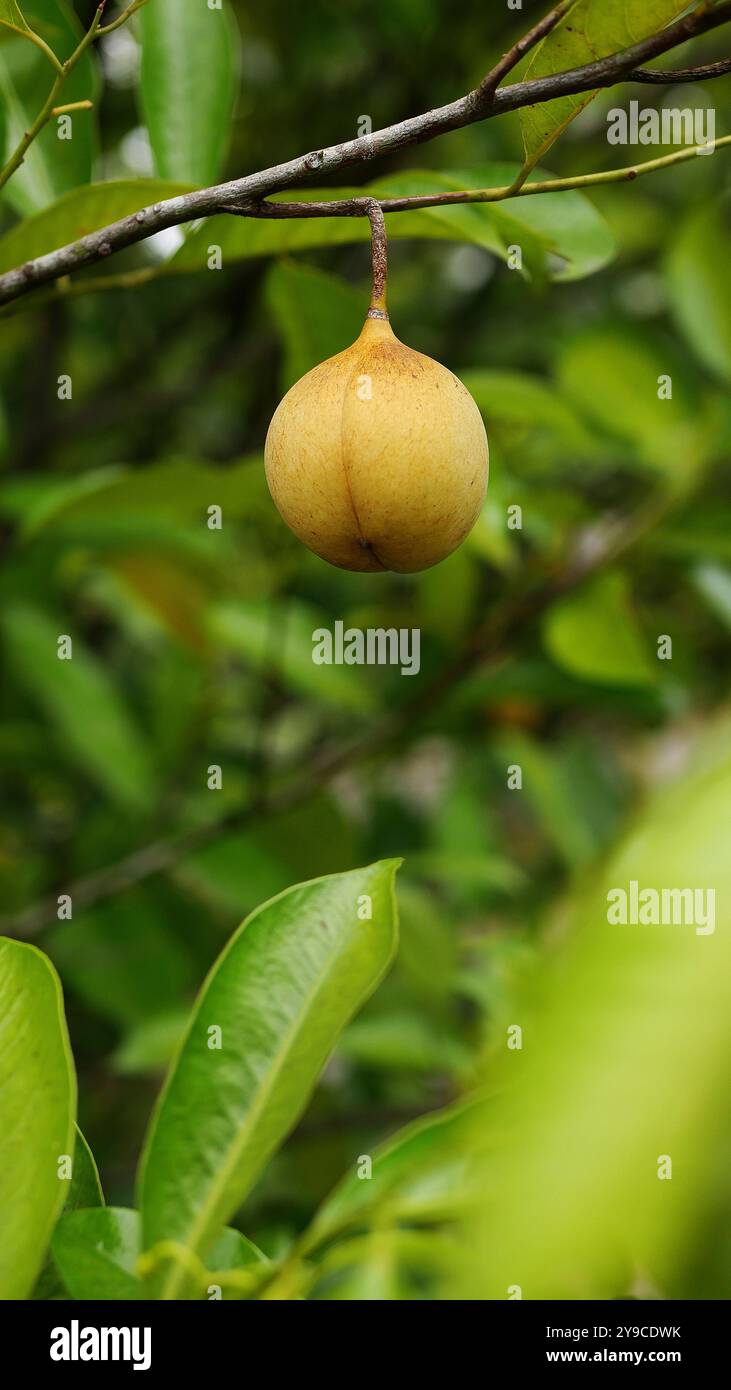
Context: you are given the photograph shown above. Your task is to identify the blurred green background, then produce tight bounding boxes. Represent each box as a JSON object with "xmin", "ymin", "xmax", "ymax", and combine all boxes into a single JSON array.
[{"xmin": 1, "ymin": 0, "xmax": 731, "ymax": 1298}]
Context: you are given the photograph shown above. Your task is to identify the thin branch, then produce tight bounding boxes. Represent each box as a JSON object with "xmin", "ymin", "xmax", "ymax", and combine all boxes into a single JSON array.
[
  {"xmin": 0, "ymin": 1, "xmax": 143, "ymax": 196},
  {"xmin": 216, "ymin": 137, "xmax": 731, "ymax": 229},
  {"xmin": 472, "ymin": 0, "xmax": 573, "ymax": 109},
  {"xmin": 630, "ymin": 58, "xmax": 731, "ymax": 83},
  {"xmin": 1, "ymin": 0, "xmax": 730, "ymax": 306}
]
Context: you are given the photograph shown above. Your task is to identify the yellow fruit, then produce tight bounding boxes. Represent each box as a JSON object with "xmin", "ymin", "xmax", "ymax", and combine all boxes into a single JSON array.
[{"xmin": 264, "ymin": 311, "xmax": 488, "ymax": 573}]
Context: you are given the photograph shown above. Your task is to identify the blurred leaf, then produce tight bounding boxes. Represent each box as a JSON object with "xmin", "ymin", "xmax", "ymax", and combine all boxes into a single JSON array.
[
  {"xmin": 1, "ymin": 603, "xmax": 157, "ymax": 812},
  {"xmin": 52, "ymin": 1207, "xmax": 142, "ymax": 1300},
  {"xmin": 340, "ymin": 1010, "xmax": 468, "ymax": 1074},
  {"xmin": 46, "ymin": 890, "xmax": 199, "ymax": 1029},
  {"xmin": 0, "ymin": 179, "xmax": 191, "ymax": 272},
  {"xmin": 111, "ymin": 1009, "xmax": 189, "ymax": 1076},
  {"xmin": 462, "ymin": 719, "xmax": 731, "ymax": 1298},
  {"xmin": 208, "ymin": 1226, "xmax": 268, "ymax": 1272},
  {"xmin": 558, "ymin": 323, "xmax": 704, "ymax": 474},
  {"xmin": 0, "ymin": 0, "xmax": 99, "ymax": 216},
  {"xmin": 460, "ymin": 369, "xmax": 593, "ymax": 450},
  {"xmin": 209, "ymin": 598, "xmax": 377, "ymax": 713},
  {"xmin": 67, "ymin": 1125, "xmax": 104, "ymax": 1210},
  {"xmin": 171, "ymin": 165, "xmax": 614, "ymax": 283},
  {"xmin": 520, "ymin": 1, "xmax": 687, "ymax": 168},
  {"xmin": 0, "ymin": 937, "xmax": 76, "ymax": 1298},
  {"xmin": 304, "ymin": 1097, "xmax": 484, "ymax": 1255},
  {"xmin": 667, "ymin": 202, "xmax": 731, "ymax": 383},
  {"xmin": 692, "ymin": 561, "xmax": 731, "ymax": 631},
  {"xmin": 140, "ymin": 0, "xmax": 240, "ymax": 185},
  {"xmin": 543, "ymin": 571, "xmax": 656, "ymax": 688},
  {"xmin": 138, "ymin": 861, "xmax": 400, "ymax": 1297},
  {"xmin": 266, "ymin": 261, "xmax": 363, "ymax": 390}
]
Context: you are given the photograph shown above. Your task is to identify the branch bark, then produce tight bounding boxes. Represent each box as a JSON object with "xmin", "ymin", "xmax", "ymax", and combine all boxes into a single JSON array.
[{"xmin": 1, "ymin": 0, "xmax": 730, "ymax": 306}]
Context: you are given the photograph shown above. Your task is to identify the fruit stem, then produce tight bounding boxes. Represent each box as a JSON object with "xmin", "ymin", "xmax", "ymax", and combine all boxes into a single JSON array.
[{"xmin": 365, "ymin": 199, "xmax": 388, "ymax": 319}]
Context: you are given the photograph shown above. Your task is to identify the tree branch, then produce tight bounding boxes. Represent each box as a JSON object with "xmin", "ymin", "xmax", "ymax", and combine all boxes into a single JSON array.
[{"xmin": 0, "ymin": 0, "xmax": 730, "ymax": 307}]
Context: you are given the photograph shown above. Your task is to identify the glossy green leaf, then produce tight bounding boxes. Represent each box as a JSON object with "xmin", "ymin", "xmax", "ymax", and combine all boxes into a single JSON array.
[
  {"xmin": 171, "ymin": 165, "xmax": 614, "ymax": 283},
  {"xmin": 140, "ymin": 0, "xmax": 240, "ymax": 184},
  {"xmin": 666, "ymin": 203, "xmax": 731, "ymax": 383},
  {"xmin": 138, "ymin": 861, "xmax": 400, "ymax": 1298},
  {"xmin": 0, "ymin": 178, "xmax": 192, "ymax": 273},
  {"xmin": 0, "ymin": 1, "xmax": 99, "ymax": 216},
  {"xmin": 520, "ymin": 1, "xmax": 687, "ymax": 168},
  {"xmin": 266, "ymin": 261, "xmax": 364, "ymax": 391},
  {"xmin": 0, "ymin": 937, "xmax": 76, "ymax": 1299},
  {"xmin": 1, "ymin": 603, "xmax": 157, "ymax": 812},
  {"xmin": 543, "ymin": 571, "xmax": 656, "ymax": 688},
  {"xmin": 52, "ymin": 1207, "xmax": 142, "ymax": 1300}
]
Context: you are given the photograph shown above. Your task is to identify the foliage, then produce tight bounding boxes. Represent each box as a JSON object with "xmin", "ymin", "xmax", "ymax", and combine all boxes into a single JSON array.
[{"xmin": 1, "ymin": 0, "xmax": 730, "ymax": 1300}]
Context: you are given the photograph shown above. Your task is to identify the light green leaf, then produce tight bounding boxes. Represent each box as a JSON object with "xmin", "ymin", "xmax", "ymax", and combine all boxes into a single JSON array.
[
  {"xmin": 32, "ymin": 1125, "xmax": 104, "ymax": 1298},
  {"xmin": 171, "ymin": 165, "xmax": 614, "ymax": 283},
  {"xmin": 138, "ymin": 861, "xmax": 400, "ymax": 1298},
  {"xmin": 0, "ymin": 177, "xmax": 192, "ymax": 273},
  {"xmin": 209, "ymin": 599, "xmax": 377, "ymax": 713},
  {"xmin": 462, "ymin": 719, "xmax": 731, "ymax": 1297},
  {"xmin": 459, "ymin": 369, "xmax": 593, "ymax": 450},
  {"xmin": 208, "ymin": 1226, "xmax": 268, "ymax": 1271},
  {"xmin": 140, "ymin": 0, "xmax": 240, "ymax": 184},
  {"xmin": 692, "ymin": 561, "xmax": 731, "ymax": 631},
  {"xmin": 266, "ymin": 261, "xmax": 364, "ymax": 391},
  {"xmin": 0, "ymin": 1, "xmax": 30, "ymax": 35},
  {"xmin": 304, "ymin": 1098, "xmax": 483, "ymax": 1256},
  {"xmin": 543, "ymin": 571, "xmax": 656, "ymax": 688},
  {"xmin": 520, "ymin": 1, "xmax": 688, "ymax": 169},
  {"xmin": 558, "ymin": 323, "xmax": 705, "ymax": 474},
  {"xmin": 0, "ymin": 0, "xmax": 99, "ymax": 216},
  {"xmin": 1, "ymin": 602, "xmax": 157, "ymax": 812},
  {"xmin": 52, "ymin": 1207, "xmax": 143, "ymax": 1300},
  {"xmin": 0, "ymin": 937, "xmax": 76, "ymax": 1299},
  {"xmin": 666, "ymin": 202, "xmax": 731, "ymax": 383}
]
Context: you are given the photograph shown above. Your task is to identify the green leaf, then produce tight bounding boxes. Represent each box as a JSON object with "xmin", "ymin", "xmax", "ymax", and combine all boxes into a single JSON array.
[
  {"xmin": 0, "ymin": 937, "xmax": 76, "ymax": 1298},
  {"xmin": 304, "ymin": 1098, "xmax": 483, "ymax": 1255},
  {"xmin": 1, "ymin": 602, "xmax": 157, "ymax": 812},
  {"xmin": 46, "ymin": 890, "xmax": 198, "ymax": 1029},
  {"xmin": 543, "ymin": 571, "xmax": 656, "ymax": 688},
  {"xmin": 171, "ymin": 165, "xmax": 614, "ymax": 283},
  {"xmin": 0, "ymin": 178, "xmax": 192, "ymax": 273},
  {"xmin": 666, "ymin": 202, "xmax": 731, "ymax": 383},
  {"xmin": 138, "ymin": 861, "xmax": 401, "ymax": 1298},
  {"xmin": 520, "ymin": 1, "xmax": 687, "ymax": 169},
  {"xmin": 32, "ymin": 1125, "xmax": 104, "ymax": 1298},
  {"xmin": 692, "ymin": 561, "xmax": 731, "ymax": 631},
  {"xmin": 140, "ymin": 0, "xmax": 240, "ymax": 184},
  {"xmin": 558, "ymin": 323, "xmax": 706, "ymax": 474},
  {"xmin": 462, "ymin": 720, "xmax": 731, "ymax": 1297},
  {"xmin": 51, "ymin": 1207, "xmax": 143, "ymax": 1300},
  {"xmin": 459, "ymin": 369, "xmax": 593, "ymax": 450},
  {"xmin": 208, "ymin": 1227, "xmax": 268, "ymax": 1271},
  {"xmin": 0, "ymin": 0, "xmax": 99, "ymax": 216},
  {"xmin": 209, "ymin": 599, "xmax": 377, "ymax": 714},
  {"xmin": 266, "ymin": 261, "xmax": 364, "ymax": 391},
  {"xmin": 0, "ymin": 1, "xmax": 31, "ymax": 36}
]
